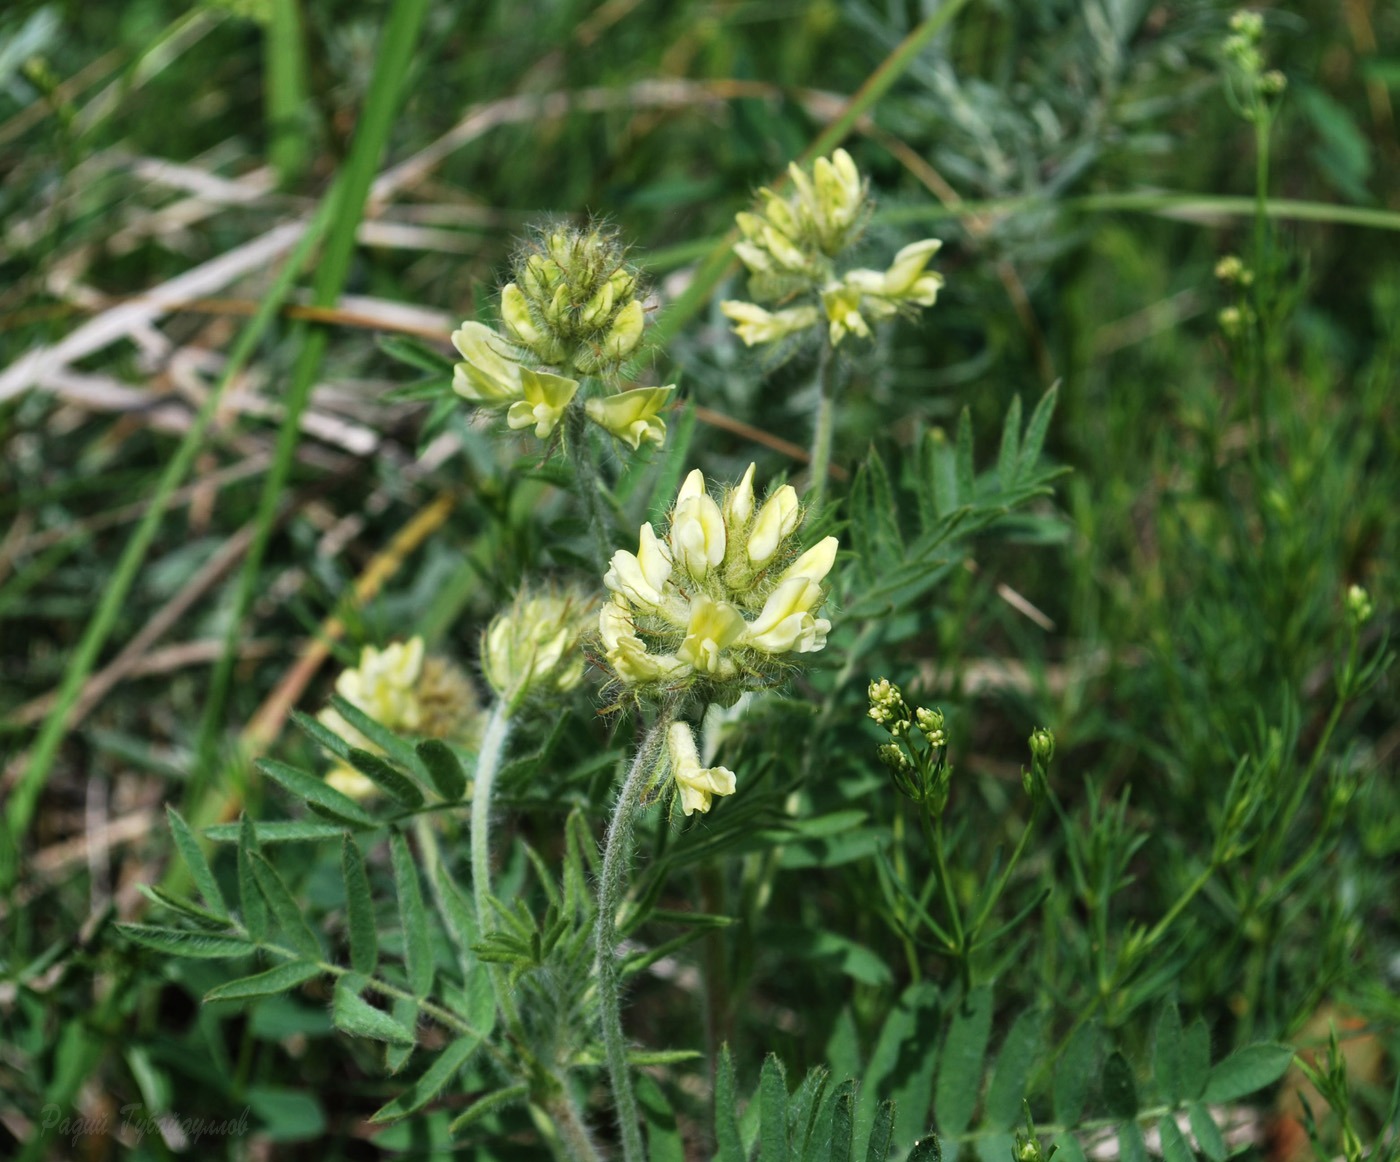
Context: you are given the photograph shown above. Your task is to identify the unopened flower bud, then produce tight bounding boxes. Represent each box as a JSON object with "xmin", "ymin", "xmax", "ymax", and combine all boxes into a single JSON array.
[
  {"xmin": 1029, "ymin": 727, "xmax": 1055, "ymax": 763},
  {"xmin": 878, "ymin": 742, "xmax": 912, "ymax": 776},
  {"xmin": 916, "ymin": 706, "xmax": 946, "ymax": 749},
  {"xmin": 483, "ymin": 588, "xmax": 593, "ymax": 710},
  {"xmin": 1345, "ymin": 584, "xmax": 1373, "ymax": 627},
  {"xmin": 1228, "ymin": 9, "xmax": 1263, "ymax": 38}
]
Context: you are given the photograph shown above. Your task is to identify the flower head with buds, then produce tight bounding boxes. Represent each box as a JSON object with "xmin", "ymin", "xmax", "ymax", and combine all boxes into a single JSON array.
[
  {"xmin": 452, "ymin": 224, "xmax": 676, "ymax": 449},
  {"xmin": 483, "ymin": 587, "xmax": 595, "ymax": 711},
  {"xmin": 599, "ymin": 464, "xmax": 838, "ymax": 699},
  {"xmin": 507, "ymin": 225, "xmax": 645, "ymax": 373}
]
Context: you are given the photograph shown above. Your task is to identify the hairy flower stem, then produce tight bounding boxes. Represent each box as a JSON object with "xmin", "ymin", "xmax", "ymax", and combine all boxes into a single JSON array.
[
  {"xmin": 545, "ymin": 1094, "xmax": 606, "ymax": 1162},
  {"xmin": 807, "ymin": 344, "xmax": 837, "ymax": 512},
  {"xmin": 470, "ymin": 700, "xmax": 525, "ymax": 1032},
  {"xmin": 565, "ymin": 397, "xmax": 614, "ymax": 574},
  {"xmin": 596, "ymin": 709, "xmax": 674, "ymax": 1162}
]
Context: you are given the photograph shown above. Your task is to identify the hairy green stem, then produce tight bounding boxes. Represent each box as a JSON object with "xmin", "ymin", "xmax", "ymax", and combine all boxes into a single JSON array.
[
  {"xmin": 807, "ymin": 344, "xmax": 837, "ymax": 512},
  {"xmin": 472, "ymin": 701, "xmax": 513, "ymax": 934},
  {"xmin": 545, "ymin": 1093, "xmax": 605, "ymax": 1162},
  {"xmin": 596, "ymin": 710, "xmax": 673, "ymax": 1162},
  {"xmin": 469, "ymin": 701, "xmax": 526, "ymax": 1035}
]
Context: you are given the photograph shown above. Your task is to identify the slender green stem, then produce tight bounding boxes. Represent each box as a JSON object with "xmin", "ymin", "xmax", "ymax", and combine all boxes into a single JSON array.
[
  {"xmin": 1141, "ymin": 861, "xmax": 1218, "ymax": 951},
  {"xmin": 1250, "ymin": 106, "xmax": 1273, "ymax": 442},
  {"xmin": 565, "ymin": 397, "xmax": 614, "ymax": 573},
  {"xmin": 968, "ymin": 801, "xmax": 1040, "ymax": 941},
  {"xmin": 890, "ymin": 808, "xmax": 922, "ymax": 982},
  {"xmin": 596, "ymin": 710, "xmax": 673, "ymax": 1162},
  {"xmin": 917, "ymin": 806, "xmax": 968, "ymax": 989},
  {"xmin": 807, "ymin": 344, "xmax": 837, "ymax": 512}
]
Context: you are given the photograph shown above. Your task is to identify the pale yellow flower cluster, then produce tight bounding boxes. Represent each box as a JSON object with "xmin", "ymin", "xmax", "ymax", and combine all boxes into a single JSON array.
[
  {"xmin": 599, "ymin": 465, "xmax": 838, "ymax": 694},
  {"xmin": 718, "ymin": 149, "xmax": 944, "ymax": 349}
]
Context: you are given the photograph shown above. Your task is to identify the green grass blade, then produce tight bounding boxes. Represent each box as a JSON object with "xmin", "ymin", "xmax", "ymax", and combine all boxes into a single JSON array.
[
  {"xmin": 192, "ymin": 0, "xmax": 433, "ymax": 794},
  {"xmin": 265, "ymin": 0, "xmax": 310, "ymax": 187},
  {"xmin": 0, "ymin": 199, "xmax": 335, "ymax": 884}
]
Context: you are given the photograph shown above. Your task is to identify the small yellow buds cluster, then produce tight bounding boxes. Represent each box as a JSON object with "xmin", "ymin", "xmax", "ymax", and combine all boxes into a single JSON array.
[
  {"xmin": 868, "ymin": 678, "xmax": 952, "ymax": 812},
  {"xmin": 483, "ymin": 587, "xmax": 594, "ymax": 711},
  {"xmin": 1222, "ymin": 10, "xmax": 1284, "ymax": 119},
  {"xmin": 1345, "ymin": 584, "xmax": 1373, "ymax": 628},
  {"xmin": 666, "ymin": 720, "xmax": 737, "ymax": 816},
  {"xmin": 720, "ymin": 149, "xmax": 943, "ymax": 350},
  {"xmin": 452, "ymin": 224, "xmax": 674, "ymax": 449},
  {"xmin": 320, "ymin": 638, "xmax": 478, "ymax": 800},
  {"xmin": 1214, "ymin": 254, "xmax": 1254, "ymax": 286},
  {"xmin": 1023, "ymin": 727, "xmax": 1055, "ymax": 801},
  {"xmin": 599, "ymin": 464, "xmax": 838, "ymax": 696}
]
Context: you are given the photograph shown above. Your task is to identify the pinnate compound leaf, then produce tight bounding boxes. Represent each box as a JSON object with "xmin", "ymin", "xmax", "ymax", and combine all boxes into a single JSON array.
[
  {"xmin": 1054, "ymin": 1132, "xmax": 1088, "ymax": 1162},
  {"xmin": 715, "ymin": 1045, "xmax": 744, "ymax": 1162},
  {"xmin": 1182, "ymin": 1018, "xmax": 1211, "ymax": 1099},
  {"xmin": 636, "ymin": 1073, "xmax": 684, "ymax": 1162},
  {"xmin": 391, "ymin": 832, "xmax": 433, "ymax": 997},
  {"xmin": 997, "ymin": 392, "xmax": 1024, "ymax": 492},
  {"xmin": 1102, "ymin": 1051, "xmax": 1138, "ymax": 1119},
  {"xmin": 342, "ymin": 834, "xmax": 377, "ymax": 975},
  {"xmin": 1118, "ymin": 1122, "xmax": 1148, "ymax": 1162},
  {"xmin": 416, "ymin": 739, "xmax": 466, "ymax": 801},
  {"xmin": 1053, "ymin": 1023, "xmax": 1099, "ymax": 1126},
  {"xmin": 1019, "ymin": 385, "xmax": 1059, "ymax": 482},
  {"xmin": 866, "ymin": 1100, "xmax": 895, "ymax": 1162},
  {"xmin": 448, "ymin": 1083, "xmax": 529, "ymax": 1135},
  {"xmin": 117, "ymin": 924, "xmax": 255, "ymax": 959},
  {"xmin": 251, "ymin": 852, "xmax": 323, "ymax": 959},
  {"xmin": 346, "ymin": 748, "xmax": 424, "ymax": 808},
  {"xmin": 759, "ymin": 1054, "xmax": 789, "ymax": 1162},
  {"xmin": 1202, "ymin": 1043, "xmax": 1294, "ymax": 1103},
  {"xmin": 830, "ymin": 1081, "xmax": 855, "ymax": 1162},
  {"xmin": 1157, "ymin": 1115, "xmax": 1193, "ymax": 1162},
  {"xmin": 167, "ymin": 805, "xmax": 227, "ymax": 918},
  {"xmin": 369, "ymin": 1035, "xmax": 482, "ymax": 1123},
  {"xmin": 256, "ymin": 758, "xmax": 377, "ymax": 827},
  {"xmin": 238, "ymin": 815, "xmax": 267, "ymax": 942},
  {"xmin": 332, "ymin": 979, "xmax": 415, "ymax": 1045},
  {"xmin": 985, "ymin": 1008, "xmax": 1046, "ymax": 1129},
  {"xmin": 909, "ymin": 1136, "xmax": 944, "ymax": 1162},
  {"xmin": 210, "ymin": 819, "xmax": 350, "ymax": 843},
  {"xmin": 1153, "ymin": 1002, "xmax": 1184, "ymax": 1104},
  {"xmin": 204, "ymin": 961, "xmax": 322, "ymax": 1002},
  {"xmin": 1188, "ymin": 1101, "xmax": 1227, "ymax": 1162},
  {"xmin": 935, "ymin": 985, "xmax": 993, "ymax": 1140}
]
